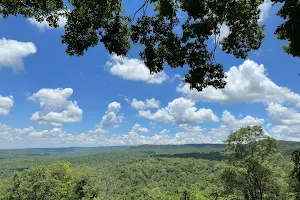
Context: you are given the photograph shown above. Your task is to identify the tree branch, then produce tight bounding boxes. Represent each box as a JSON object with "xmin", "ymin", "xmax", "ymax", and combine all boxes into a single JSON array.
[{"xmin": 130, "ymin": 0, "xmax": 151, "ymax": 21}]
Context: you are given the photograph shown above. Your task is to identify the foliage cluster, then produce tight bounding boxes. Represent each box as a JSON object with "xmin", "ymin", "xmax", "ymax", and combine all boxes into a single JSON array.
[{"xmin": 1, "ymin": 0, "xmax": 299, "ymax": 91}]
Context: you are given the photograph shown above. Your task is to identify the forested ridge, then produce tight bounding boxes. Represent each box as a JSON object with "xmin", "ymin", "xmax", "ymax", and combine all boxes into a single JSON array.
[{"xmin": 0, "ymin": 126, "xmax": 300, "ymax": 199}]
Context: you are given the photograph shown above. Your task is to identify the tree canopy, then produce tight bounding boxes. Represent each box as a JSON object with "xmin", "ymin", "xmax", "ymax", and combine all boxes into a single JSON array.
[
  {"xmin": 291, "ymin": 149, "xmax": 300, "ymax": 199},
  {"xmin": 0, "ymin": 0, "xmax": 299, "ymax": 90},
  {"xmin": 1, "ymin": 162, "xmax": 102, "ymax": 199},
  {"xmin": 220, "ymin": 126, "xmax": 291, "ymax": 200}
]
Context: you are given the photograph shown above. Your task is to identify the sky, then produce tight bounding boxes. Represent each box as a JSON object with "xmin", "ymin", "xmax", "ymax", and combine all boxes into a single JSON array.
[{"xmin": 1, "ymin": 0, "xmax": 300, "ymax": 149}]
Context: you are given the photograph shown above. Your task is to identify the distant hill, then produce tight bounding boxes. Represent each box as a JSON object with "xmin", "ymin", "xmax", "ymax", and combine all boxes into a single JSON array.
[{"xmin": 0, "ymin": 141, "xmax": 299, "ymax": 158}]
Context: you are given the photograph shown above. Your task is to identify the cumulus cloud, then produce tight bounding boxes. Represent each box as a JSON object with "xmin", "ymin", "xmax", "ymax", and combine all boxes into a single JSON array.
[
  {"xmin": 88, "ymin": 127, "xmax": 109, "ymax": 134},
  {"xmin": 208, "ymin": 110, "xmax": 265, "ymax": 142},
  {"xmin": 138, "ymin": 97, "xmax": 219, "ymax": 124},
  {"xmin": 0, "ymin": 124, "xmax": 183, "ymax": 148},
  {"xmin": 264, "ymin": 103, "xmax": 300, "ymax": 140},
  {"xmin": 177, "ymin": 60, "xmax": 300, "ymax": 107},
  {"xmin": 109, "ymin": 132, "xmax": 174, "ymax": 146},
  {"xmin": 179, "ymin": 124, "xmax": 206, "ymax": 132},
  {"xmin": 0, "ymin": 38, "xmax": 37, "ymax": 72},
  {"xmin": 0, "ymin": 124, "xmax": 13, "ymax": 136},
  {"xmin": 175, "ymin": 124, "xmax": 212, "ymax": 144},
  {"xmin": 100, "ymin": 102, "xmax": 123, "ymax": 127},
  {"xmin": 2, "ymin": 109, "xmax": 299, "ymax": 148},
  {"xmin": 0, "ymin": 96, "xmax": 14, "ymax": 115},
  {"xmin": 159, "ymin": 129, "xmax": 170, "ymax": 135},
  {"xmin": 14, "ymin": 126, "xmax": 65, "ymax": 138},
  {"xmin": 107, "ymin": 54, "xmax": 168, "ymax": 84},
  {"xmin": 129, "ymin": 124, "xmax": 150, "ymax": 135},
  {"xmin": 131, "ymin": 99, "xmax": 145, "ymax": 110},
  {"xmin": 89, "ymin": 102, "xmax": 123, "ymax": 134},
  {"xmin": 28, "ymin": 88, "xmax": 83, "ymax": 126},
  {"xmin": 268, "ymin": 125, "xmax": 300, "ymax": 141},
  {"xmin": 0, "ymin": 124, "xmax": 172, "ymax": 147},
  {"xmin": 0, "ymin": 125, "xmax": 67, "ymax": 148},
  {"xmin": 259, "ymin": 0, "xmax": 272, "ymax": 23},
  {"xmin": 131, "ymin": 98, "xmax": 160, "ymax": 110},
  {"xmin": 267, "ymin": 103, "xmax": 300, "ymax": 125},
  {"xmin": 0, "ymin": 111, "xmax": 265, "ymax": 148},
  {"xmin": 222, "ymin": 110, "xmax": 265, "ymax": 130},
  {"xmin": 0, "ymin": 124, "xmax": 78, "ymax": 148}
]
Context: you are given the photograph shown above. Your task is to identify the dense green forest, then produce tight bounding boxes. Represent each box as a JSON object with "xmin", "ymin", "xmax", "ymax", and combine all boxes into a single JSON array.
[{"xmin": 0, "ymin": 126, "xmax": 300, "ymax": 199}]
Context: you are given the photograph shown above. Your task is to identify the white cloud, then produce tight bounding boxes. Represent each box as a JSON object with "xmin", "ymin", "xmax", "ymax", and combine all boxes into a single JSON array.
[
  {"xmin": 259, "ymin": 0, "xmax": 272, "ymax": 23},
  {"xmin": 0, "ymin": 95, "xmax": 14, "ymax": 115},
  {"xmin": 269, "ymin": 125, "xmax": 299, "ymax": 136},
  {"xmin": 110, "ymin": 132, "xmax": 175, "ymax": 146},
  {"xmin": 28, "ymin": 88, "xmax": 83, "ymax": 126},
  {"xmin": 131, "ymin": 99, "xmax": 146, "ymax": 110},
  {"xmin": 146, "ymin": 98, "xmax": 160, "ymax": 109},
  {"xmin": 2, "ymin": 111, "xmax": 299, "ymax": 148},
  {"xmin": 170, "ymin": 74, "xmax": 182, "ymax": 82},
  {"xmin": 266, "ymin": 103, "xmax": 300, "ymax": 140},
  {"xmin": 14, "ymin": 126, "xmax": 35, "ymax": 136},
  {"xmin": 159, "ymin": 129, "xmax": 170, "ymax": 135},
  {"xmin": 100, "ymin": 102, "xmax": 123, "ymax": 127},
  {"xmin": 208, "ymin": 111, "xmax": 265, "ymax": 142},
  {"xmin": 27, "ymin": 11, "xmax": 67, "ymax": 31},
  {"xmin": 0, "ymin": 124, "xmax": 173, "ymax": 148},
  {"xmin": 0, "ymin": 124, "xmax": 13, "ymax": 136},
  {"xmin": 129, "ymin": 124, "xmax": 150, "ymax": 135},
  {"xmin": 267, "ymin": 103, "xmax": 300, "ymax": 125},
  {"xmin": 0, "ymin": 111, "xmax": 267, "ymax": 148},
  {"xmin": 131, "ymin": 98, "xmax": 160, "ymax": 110},
  {"xmin": 27, "ymin": 17, "xmax": 67, "ymax": 30},
  {"xmin": 219, "ymin": 24, "xmax": 230, "ymax": 41},
  {"xmin": 177, "ymin": 59, "xmax": 300, "ymax": 107},
  {"xmin": 269, "ymin": 125, "xmax": 300, "ymax": 141},
  {"xmin": 139, "ymin": 109, "xmax": 173, "ymax": 123},
  {"xmin": 212, "ymin": 23, "xmax": 230, "ymax": 45},
  {"xmin": 0, "ymin": 125, "xmax": 68, "ymax": 148},
  {"xmin": 0, "ymin": 38, "xmax": 37, "ymax": 72},
  {"xmin": 0, "ymin": 124, "xmax": 168, "ymax": 148},
  {"xmin": 138, "ymin": 97, "xmax": 219, "ymax": 124},
  {"xmin": 38, "ymin": 121, "xmax": 65, "ymax": 127},
  {"xmin": 88, "ymin": 127, "xmax": 109, "ymax": 134},
  {"xmin": 168, "ymin": 124, "xmax": 220, "ymax": 144},
  {"xmin": 89, "ymin": 102, "xmax": 123, "ymax": 134},
  {"xmin": 179, "ymin": 124, "xmax": 206, "ymax": 133},
  {"xmin": 107, "ymin": 54, "xmax": 168, "ymax": 84},
  {"xmin": 14, "ymin": 126, "xmax": 65, "ymax": 138},
  {"xmin": 174, "ymin": 132, "xmax": 212, "ymax": 144},
  {"xmin": 30, "ymin": 128, "xmax": 65, "ymax": 138},
  {"xmin": 222, "ymin": 110, "xmax": 265, "ymax": 130}
]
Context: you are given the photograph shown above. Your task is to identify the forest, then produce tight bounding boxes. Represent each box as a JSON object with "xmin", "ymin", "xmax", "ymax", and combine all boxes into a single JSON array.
[
  {"xmin": 0, "ymin": 126, "xmax": 300, "ymax": 199},
  {"xmin": 1, "ymin": 0, "xmax": 300, "ymax": 199}
]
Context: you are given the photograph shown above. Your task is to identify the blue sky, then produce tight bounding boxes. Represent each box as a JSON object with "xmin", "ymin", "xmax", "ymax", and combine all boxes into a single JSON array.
[{"xmin": 1, "ymin": 0, "xmax": 300, "ymax": 149}]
